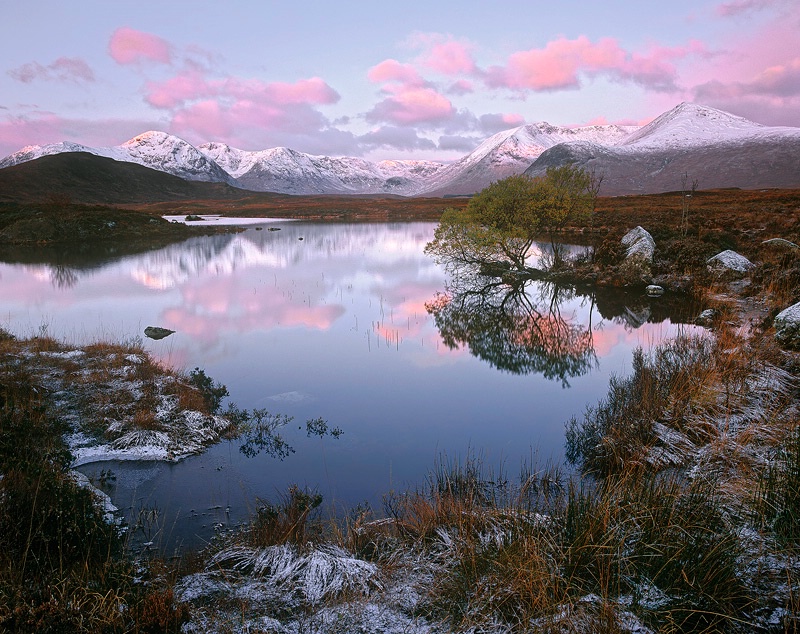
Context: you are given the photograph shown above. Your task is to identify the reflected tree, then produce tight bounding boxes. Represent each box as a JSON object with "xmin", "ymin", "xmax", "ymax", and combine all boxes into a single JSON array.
[
  {"xmin": 426, "ymin": 267, "xmax": 598, "ymax": 386},
  {"xmin": 49, "ymin": 265, "xmax": 80, "ymax": 289}
]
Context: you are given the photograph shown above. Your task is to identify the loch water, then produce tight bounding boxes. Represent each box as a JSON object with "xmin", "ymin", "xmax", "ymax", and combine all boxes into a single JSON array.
[{"xmin": 0, "ymin": 221, "xmax": 700, "ymax": 551}]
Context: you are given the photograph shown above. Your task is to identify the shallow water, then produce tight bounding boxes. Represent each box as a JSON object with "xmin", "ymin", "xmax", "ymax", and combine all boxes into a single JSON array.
[{"xmin": 0, "ymin": 221, "xmax": 699, "ymax": 551}]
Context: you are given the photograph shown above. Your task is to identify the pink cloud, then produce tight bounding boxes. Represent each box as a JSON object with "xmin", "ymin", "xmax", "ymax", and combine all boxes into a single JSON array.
[
  {"xmin": 146, "ymin": 72, "xmax": 339, "ymax": 110},
  {"xmin": 696, "ymin": 58, "xmax": 800, "ymax": 99},
  {"xmin": 145, "ymin": 71, "xmax": 211, "ymax": 108},
  {"xmin": 366, "ymin": 87, "xmax": 454, "ymax": 125},
  {"xmin": 485, "ymin": 36, "xmax": 704, "ymax": 92},
  {"xmin": 8, "ymin": 57, "xmax": 95, "ymax": 83},
  {"xmin": 423, "ymin": 40, "xmax": 477, "ymax": 75},
  {"xmin": 367, "ymin": 58, "xmax": 454, "ymax": 126},
  {"xmin": 109, "ymin": 27, "xmax": 172, "ymax": 65},
  {"xmin": 447, "ymin": 79, "xmax": 474, "ymax": 95},
  {"xmin": 229, "ymin": 77, "xmax": 340, "ymax": 105},
  {"xmin": 684, "ymin": 7, "xmax": 800, "ymax": 125},
  {"xmin": 171, "ymin": 100, "xmax": 230, "ymax": 139},
  {"xmin": 141, "ymin": 69, "xmax": 341, "ymax": 146},
  {"xmin": 368, "ymin": 59, "xmax": 426, "ymax": 86},
  {"xmin": 716, "ymin": 0, "xmax": 776, "ymax": 16},
  {"xmin": 0, "ymin": 113, "xmax": 159, "ymax": 157}
]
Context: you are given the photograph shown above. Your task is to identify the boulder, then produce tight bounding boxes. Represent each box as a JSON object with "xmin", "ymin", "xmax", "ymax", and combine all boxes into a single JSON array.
[
  {"xmin": 762, "ymin": 238, "xmax": 799, "ymax": 251},
  {"xmin": 619, "ymin": 226, "xmax": 655, "ymax": 284},
  {"xmin": 694, "ymin": 308, "xmax": 718, "ymax": 327},
  {"xmin": 621, "ymin": 226, "xmax": 655, "ymax": 264},
  {"xmin": 774, "ymin": 301, "xmax": 800, "ymax": 349},
  {"xmin": 144, "ymin": 326, "xmax": 175, "ymax": 340},
  {"xmin": 646, "ymin": 285, "xmax": 664, "ymax": 297},
  {"xmin": 706, "ymin": 250, "xmax": 754, "ymax": 275}
]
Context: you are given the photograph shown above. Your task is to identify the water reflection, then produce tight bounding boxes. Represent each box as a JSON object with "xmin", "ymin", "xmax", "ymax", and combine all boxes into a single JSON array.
[
  {"xmin": 427, "ymin": 277, "xmax": 598, "ymax": 386},
  {"xmin": 0, "ymin": 222, "xmax": 701, "ymax": 550}
]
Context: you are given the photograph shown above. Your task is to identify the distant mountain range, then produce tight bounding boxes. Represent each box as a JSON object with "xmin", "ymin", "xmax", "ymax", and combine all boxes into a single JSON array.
[{"xmin": 2, "ymin": 103, "xmax": 799, "ymax": 197}]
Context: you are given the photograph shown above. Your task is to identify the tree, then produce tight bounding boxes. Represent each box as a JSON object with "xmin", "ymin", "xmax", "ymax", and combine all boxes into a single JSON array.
[{"xmin": 425, "ymin": 165, "xmax": 593, "ymax": 273}]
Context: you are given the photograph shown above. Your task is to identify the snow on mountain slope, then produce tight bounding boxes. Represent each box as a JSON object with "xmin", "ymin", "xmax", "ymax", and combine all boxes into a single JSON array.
[
  {"xmin": 2, "ymin": 103, "xmax": 798, "ymax": 197},
  {"xmin": 524, "ymin": 103, "xmax": 800, "ymax": 194},
  {"xmin": 417, "ymin": 122, "xmax": 637, "ymax": 196},
  {"xmin": 115, "ymin": 132, "xmax": 234, "ymax": 183},
  {"xmin": 0, "ymin": 141, "xmax": 110, "ymax": 169},
  {"xmin": 620, "ymin": 103, "xmax": 770, "ymax": 149},
  {"xmin": 198, "ymin": 143, "xmax": 445, "ymax": 195},
  {"xmin": 0, "ymin": 132, "xmax": 235, "ymax": 184}
]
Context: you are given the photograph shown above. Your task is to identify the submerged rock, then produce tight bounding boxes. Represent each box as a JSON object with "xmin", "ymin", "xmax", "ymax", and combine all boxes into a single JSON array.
[
  {"xmin": 144, "ymin": 326, "xmax": 175, "ymax": 340},
  {"xmin": 706, "ymin": 250, "xmax": 754, "ymax": 275},
  {"xmin": 774, "ymin": 301, "xmax": 800, "ymax": 349}
]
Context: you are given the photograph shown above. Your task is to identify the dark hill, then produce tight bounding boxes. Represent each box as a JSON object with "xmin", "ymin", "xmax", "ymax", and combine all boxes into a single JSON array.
[{"xmin": 0, "ymin": 152, "xmax": 250, "ymax": 204}]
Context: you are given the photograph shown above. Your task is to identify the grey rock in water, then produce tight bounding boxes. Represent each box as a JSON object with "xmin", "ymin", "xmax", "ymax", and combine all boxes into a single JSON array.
[
  {"xmin": 695, "ymin": 308, "xmax": 718, "ymax": 326},
  {"xmin": 774, "ymin": 301, "xmax": 800, "ymax": 349},
  {"xmin": 646, "ymin": 284, "xmax": 664, "ymax": 297},
  {"xmin": 144, "ymin": 326, "xmax": 175, "ymax": 340}
]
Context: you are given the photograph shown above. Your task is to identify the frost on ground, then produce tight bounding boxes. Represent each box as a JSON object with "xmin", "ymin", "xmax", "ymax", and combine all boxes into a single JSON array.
[
  {"xmin": 0, "ymin": 335, "xmax": 234, "ymax": 465},
  {"xmin": 176, "ymin": 542, "xmax": 435, "ymax": 634}
]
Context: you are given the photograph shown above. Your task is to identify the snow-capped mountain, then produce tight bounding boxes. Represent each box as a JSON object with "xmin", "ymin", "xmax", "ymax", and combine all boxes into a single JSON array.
[
  {"xmin": 198, "ymin": 143, "xmax": 445, "ymax": 195},
  {"xmin": 0, "ymin": 141, "xmax": 99, "ymax": 167},
  {"xmin": 524, "ymin": 103, "xmax": 800, "ymax": 194},
  {"xmin": 2, "ymin": 103, "xmax": 799, "ymax": 197},
  {"xmin": 618, "ymin": 102, "xmax": 771, "ymax": 149},
  {"xmin": 0, "ymin": 131, "xmax": 235, "ymax": 185},
  {"xmin": 416, "ymin": 122, "xmax": 638, "ymax": 196}
]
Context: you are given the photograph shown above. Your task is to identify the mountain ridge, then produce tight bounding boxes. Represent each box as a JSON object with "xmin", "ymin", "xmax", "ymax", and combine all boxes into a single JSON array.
[{"xmin": 2, "ymin": 103, "xmax": 799, "ymax": 197}]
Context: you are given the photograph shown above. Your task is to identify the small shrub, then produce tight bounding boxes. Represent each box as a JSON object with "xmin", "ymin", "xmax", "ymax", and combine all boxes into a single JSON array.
[
  {"xmin": 187, "ymin": 367, "xmax": 228, "ymax": 414},
  {"xmin": 132, "ymin": 587, "xmax": 191, "ymax": 634},
  {"xmin": 249, "ymin": 485, "xmax": 324, "ymax": 547}
]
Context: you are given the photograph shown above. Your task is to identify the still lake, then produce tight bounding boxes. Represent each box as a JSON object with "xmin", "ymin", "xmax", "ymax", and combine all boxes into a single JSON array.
[{"xmin": 0, "ymin": 221, "xmax": 699, "ymax": 550}]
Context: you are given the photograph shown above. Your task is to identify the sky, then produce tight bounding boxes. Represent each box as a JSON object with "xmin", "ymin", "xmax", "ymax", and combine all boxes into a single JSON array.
[{"xmin": 1, "ymin": 0, "xmax": 799, "ymax": 161}]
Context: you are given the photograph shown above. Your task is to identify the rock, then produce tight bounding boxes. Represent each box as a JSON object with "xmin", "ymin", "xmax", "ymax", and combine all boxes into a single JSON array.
[
  {"xmin": 619, "ymin": 227, "xmax": 655, "ymax": 285},
  {"xmin": 695, "ymin": 308, "xmax": 718, "ymax": 326},
  {"xmin": 762, "ymin": 238, "xmax": 799, "ymax": 251},
  {"xmin": 185, "ymin": 214, "xmax": 203, "ymax": 222},
  {"xmin": 144, "ymin": 326, "xmax": 175, "ymax": 340},
  {"xmin": 774, "ymin": 301, "xmax": 800, "ymax": 349},
  {"xmin": 621, "ymin": 226, "xmax": 655, "ymax": 263},
  {"xmin": 646, "ymin": 285, "xmax": 664, "ymax": 297},
  {"xmin": 706, "ymin": 250, "xmax": 754, "ymax": 275},
  {"xmin": 623, "ymin": 306, "xmax": 651, "ymax": 329}
]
